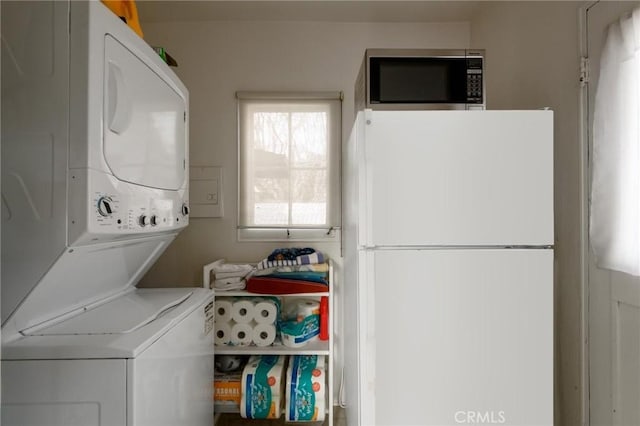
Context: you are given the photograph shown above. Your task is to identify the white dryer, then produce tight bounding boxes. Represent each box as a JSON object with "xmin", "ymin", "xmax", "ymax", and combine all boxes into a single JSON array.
[{"xmin": 1, "ymin": 2, "xmax": 213, "ymax": 425}]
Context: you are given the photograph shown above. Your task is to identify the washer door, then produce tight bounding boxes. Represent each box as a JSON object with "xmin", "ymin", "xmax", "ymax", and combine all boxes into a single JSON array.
[
  {"xmin": 103, "ymin": 34, "xmax": 186, "ymax": 191},
  {"xmin": 27, "ymin": 289, "xmax": 193, "ymax": 336}
]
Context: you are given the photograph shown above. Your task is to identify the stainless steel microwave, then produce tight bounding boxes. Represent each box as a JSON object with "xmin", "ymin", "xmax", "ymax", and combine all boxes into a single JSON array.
[{"xmin": 361, "ymin": 49, "xmax": 485, "ymax": 110}]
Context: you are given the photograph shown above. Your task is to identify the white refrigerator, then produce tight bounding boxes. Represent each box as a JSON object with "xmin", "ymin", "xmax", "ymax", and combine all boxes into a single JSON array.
[{"xmin": 343, "ymin": 110, "xmax": 554, "ymax": 426}]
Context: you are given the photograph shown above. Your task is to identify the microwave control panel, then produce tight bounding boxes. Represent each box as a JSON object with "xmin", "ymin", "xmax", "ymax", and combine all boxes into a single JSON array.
[{"xmin": 466, "ymin": 57, "xmax": 484, "ymax": 104}]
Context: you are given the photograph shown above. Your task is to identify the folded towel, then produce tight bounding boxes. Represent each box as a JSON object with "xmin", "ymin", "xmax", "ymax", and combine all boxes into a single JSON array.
[
  {"xmin": 215, "ymin": 277, "xmax": 243, "ymax": 285},
  {"xmin": 214, "ymin": 278, "xmax": 247, "ymax": 291},
  {"xmin": 211, "ymin": 260, "xmax": 255, "ymax": 279},
  {"xmin": 247, "ymin": 277, "xmax": 328, "ymax": 294},
  {"xmin": 263, "ymin": 272, "xmax": 327, "ymax": 284},
  {"xmin": 257, "ymin": 252, "xmax": 325, "ymax": 270},
  {"xmin": 216, "ymin": 270, "xmax": 253, "ymax": 280},
  {"xmin": 254, "ymin": 263, "xmax": 329, "ymax": 276},
  {"xmin": 267, "ymin": 247, "xmax": 316, "ymax": 262}
]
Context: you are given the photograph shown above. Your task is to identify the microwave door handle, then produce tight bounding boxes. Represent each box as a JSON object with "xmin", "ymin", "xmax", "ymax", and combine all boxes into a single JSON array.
[{"xmin": 107, "ymin": 61, "xmax": 132, "ymax": 134}]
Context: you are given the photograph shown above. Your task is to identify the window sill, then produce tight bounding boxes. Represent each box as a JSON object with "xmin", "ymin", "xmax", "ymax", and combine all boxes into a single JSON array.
[{"xmin": 237, "ymin": 227, "xmax": 341, "ymax": 242}]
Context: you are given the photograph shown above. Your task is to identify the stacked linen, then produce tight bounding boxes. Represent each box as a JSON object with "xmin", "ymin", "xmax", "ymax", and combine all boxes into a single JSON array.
[
  {"xmin": 209, "ymin": 259, "xmax": 254, "ymax": 291},
  {"xmin": 248, "ymin": 248, "xmax": 329, "ymax": 294},
  {"xmin": 285, "ymin": 355, "xmax": 327, "ymax": 422},
  {"xmin": 214, "ymin": 297, "xmax": 280, "ymax": 346},
  {"xmin": 240, "ymin": 355, "xmax": 287, "ymax": 419},
  {"xmin": 256, "ymin": 247, "xmax": 325, "ymax": 270}
]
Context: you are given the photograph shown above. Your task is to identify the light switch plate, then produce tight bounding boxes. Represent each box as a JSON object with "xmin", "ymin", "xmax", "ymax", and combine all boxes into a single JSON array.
[{"xmin": 189, "ymin": 166, "xmax": 223, "ymax": 218}]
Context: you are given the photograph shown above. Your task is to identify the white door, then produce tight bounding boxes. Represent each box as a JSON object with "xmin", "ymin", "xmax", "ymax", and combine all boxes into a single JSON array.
[
  {"xmin": 586, "ymin": 2, "xmax": 640, "ymax": 425},
  {"xmin": 364, "ymin": 249, "xmax": 553, "ymax": 426},
  {"xmin": 103, "ymin": 34, "xmax": 186, "ymax": 191},
  {"xmin": 363, "ymin": 110, "xmax": 553, "ymax": 247}
]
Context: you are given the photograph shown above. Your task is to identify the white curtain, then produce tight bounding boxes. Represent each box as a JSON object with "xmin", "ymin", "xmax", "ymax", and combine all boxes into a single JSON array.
[{"xmin": 591, "ymin": 7, "xmax": 640, "ymax": 276}]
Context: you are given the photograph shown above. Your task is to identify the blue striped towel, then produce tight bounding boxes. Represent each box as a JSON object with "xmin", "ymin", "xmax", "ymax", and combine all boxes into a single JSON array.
[{"xmin": 257, "ymin": 252, "xmax": 325, "ymax": 270}]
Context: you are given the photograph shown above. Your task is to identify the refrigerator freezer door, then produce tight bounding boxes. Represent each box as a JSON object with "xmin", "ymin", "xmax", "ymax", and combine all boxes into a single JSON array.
[
  {"xmin": 363, "ymin": 110, "xmax": 553, "ymax": 247},
  {"xmin": 366, "ymin": 249, "xmax": 553, "ymax": 426}
]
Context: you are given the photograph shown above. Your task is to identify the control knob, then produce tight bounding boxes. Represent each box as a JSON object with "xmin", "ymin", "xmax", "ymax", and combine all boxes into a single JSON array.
[
  {"xmin": 139, "ymin": 215, "xmax": 150, "ymax": 227},
  {"xmin": 181, "ymin": 203, "xmax": 189, "ymax": 216},
  {"xmin": 97, "ymin": 196, "xmax": 114, "ymax": 217}
]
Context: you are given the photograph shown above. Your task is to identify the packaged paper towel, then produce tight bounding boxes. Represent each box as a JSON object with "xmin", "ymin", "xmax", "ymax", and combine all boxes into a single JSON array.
[
  {"xmin": 285, "ymin": 355, "xmax": 326, "ymax": 422},
  {"xmin": 281, "ymin": 299, "xmax": 320, "ymax": 348},
  {"xmin": 240, "ymin": 355, "xmax": 287, "ymax": 419}
]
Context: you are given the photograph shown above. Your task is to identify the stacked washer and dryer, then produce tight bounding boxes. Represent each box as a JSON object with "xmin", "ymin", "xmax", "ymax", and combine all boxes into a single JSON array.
[{"xmin": 1, "ymin": 2, "xmax": 214, "ymax": 425}]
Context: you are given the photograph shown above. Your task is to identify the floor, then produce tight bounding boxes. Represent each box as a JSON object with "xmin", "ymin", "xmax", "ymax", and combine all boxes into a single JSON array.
[{"xmin": 215, "ymin": 407, "xmax": 347, "ymax": 426}]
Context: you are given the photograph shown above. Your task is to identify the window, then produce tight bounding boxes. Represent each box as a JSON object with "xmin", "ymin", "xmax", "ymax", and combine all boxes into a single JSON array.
[
  {"xmin": 591, "ymin": 7, "xmax": 640, "ymax": 275},
  {"xmin": 237, "ymin": 92, "xmax": 342, "ymax": 240}
]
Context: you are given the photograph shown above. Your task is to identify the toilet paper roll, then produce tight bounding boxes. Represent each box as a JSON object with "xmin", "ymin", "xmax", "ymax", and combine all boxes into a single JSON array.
[
  {"xmin": 231, "ymin": 299, "xmax": 255, "ymax": 324},
  {"xmin": 214, "ymin": 321, "xmax": 232, "ymax": 346},
  {"xmin": 230, "ymin": 322, "xmax": 254, "ymax": 346},
  {"xmin": 241, "ymin": 355, "xmax": 286, "ymax": 419},
  {"xmin": 243, "ymin": 355, "xmax": 286, "ymax": 396},
  {"xmin": 285, "ymin": 355, "xmax": 326, "ymax": 422},
  {"xmin": 252, "ymin": 323, "xmax": 277, "ymax": 347},
  {"xmin": 285, "ymin": 394, "xmax": 325, "ymax": 423},
  {"xmin": 281, "ymin": 315, "xmax": 320, "ymax": 348},
  {"xmin": 215, "ymin": 299, "xmax": 234, "ymax": 323},
  {"xmin": 241, "ymin": 393, "xmax": 283, "ymax": 419},
  {"xmin": 253, "ymin": 300, "xmax": 278, "ymax": 324},
  {"xmin": 281, "ymin": 329, "xmax": 310, "ymax": 348},
  {"xmin": 295, "ymin": 300, "xmax": 320, "ymax": 321},
  {"xmin": 296, "ymin": 355, "xmax": 326, "ymax": 371}
]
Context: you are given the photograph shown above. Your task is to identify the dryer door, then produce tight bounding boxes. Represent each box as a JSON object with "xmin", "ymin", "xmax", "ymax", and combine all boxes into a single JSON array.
[{"xmin": 103, "ymin": 34, "xmax": 186, "ymax": 191}]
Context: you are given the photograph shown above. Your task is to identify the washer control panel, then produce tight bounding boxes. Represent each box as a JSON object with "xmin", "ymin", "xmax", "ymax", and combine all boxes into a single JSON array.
[
  {"xmin": 92, "ymin": 192, "xmax": 189, "ymax": 233},
  {"xmin": 69, "ymin": 169, "xmax": 189, "ymax": 245}
]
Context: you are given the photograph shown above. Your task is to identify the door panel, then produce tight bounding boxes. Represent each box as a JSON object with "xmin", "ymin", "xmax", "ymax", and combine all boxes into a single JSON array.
[
  {"xmin": 364, "ymin": 110, "xmax": 553, "ymax": 247},
  {"xmin": 103, "ymin": 35, "xmax": 186, "ymax": 191},
  {"xmin": 612, "ymin": 301, "xmax": 640, "ymax": 425},
  {"xmin": 370, "ymin": 249, "xmax": 553, "ymax": 426}
]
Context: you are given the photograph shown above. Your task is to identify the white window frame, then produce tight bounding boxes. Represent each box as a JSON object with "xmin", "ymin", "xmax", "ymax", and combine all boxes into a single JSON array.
[{"xmin": 236, "ymin": 91, "xmax": 342, "ymax": 242}]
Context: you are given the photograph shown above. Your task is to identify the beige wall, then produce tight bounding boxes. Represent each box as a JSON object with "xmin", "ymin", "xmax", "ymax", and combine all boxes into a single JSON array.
[
  {"xmin": 138, "ymin": 20, "xmax": 470, "ymax": 287},
  {"xmin": 138, "ymin": 17, "xmax": 471, "ymax": 404},
  {"xmin": 139, "ymin": 4, "xmax": 586, "ymax": 424},
  {"xmin": 471, "ymin": 2, "xmax": 583, "ymax": 425}
]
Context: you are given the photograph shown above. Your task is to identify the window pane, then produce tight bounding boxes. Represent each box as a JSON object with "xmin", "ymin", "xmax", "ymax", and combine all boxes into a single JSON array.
[
  {"xmin": 238, "ymin": 93, "xmax": 341, "ymax": 236},
  {"xmin": 292, "ymin": 112, "xmax": 327, "ymax": 168},
  {"xmin": 253, "ymin": 112, "xmax": 289, "ymax": 156},
  {"xmin": 253, "ymin": 175, "xmax": 289, "ymax": 225},
  {"xmin": 254, "ymin": 202, "xmax": 289, "ymax": 225},
  {"xmin": 291, "ymin": 169, "xmax": 327, "ymax": 225},
  {"xmin": 292, "ymin": 203, "xmax": 326, "ymax": 225}
]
